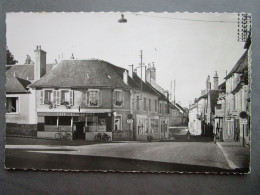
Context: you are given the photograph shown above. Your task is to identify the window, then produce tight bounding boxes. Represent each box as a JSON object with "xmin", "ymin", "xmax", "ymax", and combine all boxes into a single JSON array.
[
  {"xmin": 44, "ymin": 90, "xmax": 53, "ymax": 103},
  {"xmin": 137, "ymin": 118, "xmax": 149, "ymax": 135},
  {"xmin": 59, "ymin": 116, "xmax": 71, "ymax": 126},
  {"xmin": 159, "ymin": 101, "xmax": 163, "ymax": 113},
  {"xmin": 61, "ymin": 90, "xmax": 70, "ymax": 103},
  {"xmin": 150, "ymin": 119, "xmax": 159, "ymax": 133},
  {"xmin": 113, "ymin": 90, "xmax": 124, "ymax": 106},
  {"xmin": 149, "ymin": 99, "xmax": 151, "ymax": 111},
  {"xmin": 6, "ymin": 97, "xmax": 19, "ymax": 114},
  {"xmin": 155, "ymin": 100, "xmax": 158, "ymax": 112},
  {"xmin": 40, "ymin": 89, "xmax": 73, "ymax": 106},
  {"xmin": 143, "ymin": 98, "xmax": 147, "ymax": 111},
  {"xmin": 87, "ymin": 89, "xmax": 102, "ymax": 107},
  {"xmin": 136, "ymin": 96, "xmax": 139, "ymax": 110},
  {"xmin": 86, "ymin": 116, "xmax": 98, "ymax": 132},
  {"xmin": 45, "ymin": 116, "xmax": 57, "ymax": 126},
  {"xmin": 114, "ymin": 116, "xmax": 122, "ymax": 131}
]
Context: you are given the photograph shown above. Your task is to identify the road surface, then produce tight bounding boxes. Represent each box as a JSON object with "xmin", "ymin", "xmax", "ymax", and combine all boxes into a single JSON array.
[{"xmin": 5, "ymin": 137, "xmax": 237, "ymax": 173}]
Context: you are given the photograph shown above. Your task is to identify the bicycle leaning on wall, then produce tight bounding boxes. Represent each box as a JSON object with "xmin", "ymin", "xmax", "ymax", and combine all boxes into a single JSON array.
[{"xmin": 55, "ymin": 127, "xmax": 72, "ymax": 140}]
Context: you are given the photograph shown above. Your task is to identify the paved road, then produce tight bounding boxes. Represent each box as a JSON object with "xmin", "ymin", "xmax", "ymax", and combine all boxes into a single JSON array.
[{"xmin": 5, "ymin": 138, "xmax": 236, "ymax": 172}]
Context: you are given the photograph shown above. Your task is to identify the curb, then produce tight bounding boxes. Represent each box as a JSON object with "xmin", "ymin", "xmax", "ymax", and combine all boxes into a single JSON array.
[{"xmin": 216, "ymin": 142, "xmax": 239, "ymax": 170}]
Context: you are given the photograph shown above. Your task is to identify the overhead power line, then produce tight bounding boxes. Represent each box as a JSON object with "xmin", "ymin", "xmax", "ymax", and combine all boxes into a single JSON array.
[{"xmin": 134, "ymin": 13, "xmax": 237, "ymax": 23}]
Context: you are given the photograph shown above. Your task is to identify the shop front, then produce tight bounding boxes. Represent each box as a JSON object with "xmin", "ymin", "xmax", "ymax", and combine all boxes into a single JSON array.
[
  {"xmin": 37, "ymin": 112, "xmax": 112, "ymax": 141},
  {"xmin": 135, "ymin": 114, "xmax": 160, "ymax": 140},
  {"xmin": 160, "ymin": 117, "xmax": 169, "ymax": 139}
]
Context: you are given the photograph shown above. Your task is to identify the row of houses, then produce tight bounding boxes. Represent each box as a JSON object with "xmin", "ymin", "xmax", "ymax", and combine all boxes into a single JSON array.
[
  {"xmin": 188, "ymin": 36, "xmax": 251, "ymax": 147},
  {"xmin": 6, "ymin": 46, "xmax": 188, "ymax": 141}
]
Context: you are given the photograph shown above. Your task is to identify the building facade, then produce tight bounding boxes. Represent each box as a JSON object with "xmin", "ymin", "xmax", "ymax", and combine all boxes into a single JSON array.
[
  {"xmin": 5, "ymin": 46, "xmax": 55, "ymax": 136},
  {"xmin": 214, "ymin": 43, "xmax": 250, "ymax": 146}
]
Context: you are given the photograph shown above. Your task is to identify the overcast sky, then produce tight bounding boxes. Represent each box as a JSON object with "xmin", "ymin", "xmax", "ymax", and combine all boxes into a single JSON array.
[{"xmin": 6, "ymin": 12, "xmax": 246, "ymax": 107}]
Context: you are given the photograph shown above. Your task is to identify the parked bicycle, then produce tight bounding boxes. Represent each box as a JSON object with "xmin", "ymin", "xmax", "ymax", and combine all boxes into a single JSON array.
[
  {"xmin": 94, "ymin": 132, "xmax": 111, "ymax": 142},
  {"xmin": 55, "ymin": 128, "xmax": 72, "ymax": 140}
]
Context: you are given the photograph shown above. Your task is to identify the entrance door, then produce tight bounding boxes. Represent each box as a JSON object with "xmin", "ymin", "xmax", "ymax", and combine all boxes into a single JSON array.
[{"xmin": 74, "ymin": 122, "xmax": 85, "ymax": 139}]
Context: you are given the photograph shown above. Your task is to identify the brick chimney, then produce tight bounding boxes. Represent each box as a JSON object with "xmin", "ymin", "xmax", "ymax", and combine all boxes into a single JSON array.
[
  {"xmin": 213, "ymin": 71, "xmax": 219, "ymax": 90},
  {"xmin": 34, "ymin": 45, "xmax": 46, "ymax": 81}
]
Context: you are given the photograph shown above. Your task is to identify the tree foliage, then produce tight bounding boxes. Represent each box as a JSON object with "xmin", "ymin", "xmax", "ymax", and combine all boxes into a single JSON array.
[{"xmin": 6, "ymin": 47, "xmax": 18, "ymax": 65}]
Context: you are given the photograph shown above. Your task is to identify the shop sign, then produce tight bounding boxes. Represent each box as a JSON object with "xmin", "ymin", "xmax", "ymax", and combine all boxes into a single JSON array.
[
  {"xmin": 98, "ymin": 125, "xmax": 106, "ymax": 132},
  {"xmin": 38, "ymin": 112, "xmax": 91, "ymax": 116},
  {"xmin": 127, "ymin": 119, "xmax": 133, "ymax": 124},
  {"xmin": 240, "ymin": 119, "xmax": 248, "ymax": 125}
]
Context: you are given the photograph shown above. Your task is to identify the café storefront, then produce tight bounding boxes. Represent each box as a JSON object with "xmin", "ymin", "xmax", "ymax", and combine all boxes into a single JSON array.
[{"xmin": 37, "ymin": 112, "xmax": 112, "ymax": 141}]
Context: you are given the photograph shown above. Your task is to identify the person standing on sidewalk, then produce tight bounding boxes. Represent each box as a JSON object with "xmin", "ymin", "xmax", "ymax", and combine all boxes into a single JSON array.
[{"xmin": 186, "ymin": 130, "xmax": 191, "ymax": 141}]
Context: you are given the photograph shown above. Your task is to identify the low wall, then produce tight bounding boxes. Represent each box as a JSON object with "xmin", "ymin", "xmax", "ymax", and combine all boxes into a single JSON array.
[
  {"xmin": 6, "ymin": 123, "xmax": 37, "ymax": 136},
  {"xmin": 37, "ymin": 131, "xmax": 72, "ymax": 140},
  {"xmin": 85, "ymin": 132, "xmax": 113, "ymax": 141},
  {"xmin": 112, "ymin": 130, "xmax": 133, "ymax": 141}
]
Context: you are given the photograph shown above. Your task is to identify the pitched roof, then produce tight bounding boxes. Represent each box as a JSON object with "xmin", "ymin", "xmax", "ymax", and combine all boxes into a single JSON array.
[
  {"xmin": 30, "ymin": 60, "xmax": 131, "ymax": 89},
  {"xmin": 6, "ymin": 64, "xmax": 34, "ymax": 80},
  {"xmin": 6, "ymin": 63, "xmax": 55, "ymax": 81},
  {"xmin": 6, "ymin": 76, "xmax": 31, "ymax": 93},
  {"xmin": 175, "ymin": 103, "xmax": 186, "ymax": 113},
  {"xmin": 225, "ymin": 50, "xmax": 248, "ymax": 80}
]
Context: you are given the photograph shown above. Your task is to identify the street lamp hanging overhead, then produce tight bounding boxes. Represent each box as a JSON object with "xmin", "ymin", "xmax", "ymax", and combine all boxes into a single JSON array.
[{"xmin": 118, "ymin": 14, "xmax": 127, "ymax": 23}]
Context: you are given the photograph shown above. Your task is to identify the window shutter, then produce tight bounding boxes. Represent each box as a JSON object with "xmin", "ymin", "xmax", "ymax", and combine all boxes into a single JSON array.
[
  {"xmin": 69, "ymin": 90, "xmax": 74, "ymax": 105},
  {"xmin": 99, "ymin": 91, "xmax": 102, "ymax": 107},
  {"xmin": 86, "ymin": 91, "xmax": 89, "ymax": 106},
  {"xmin": 56, "ymin": 90, "xmax": 60, "ymax": 105},
  {"xmin": 122, "ymin": 91, "xmax": 124, "ymax": 107},
  {"xmin": 53, "ymin": 90, "xmax": 57, "ymax": 105},
  {"xmin": 40, "ymin": 90, "xmax": 44, "ymax": 105},
  {"xmin": 113, "ymin": 90, "xmax": 116, "ymax": 105}
]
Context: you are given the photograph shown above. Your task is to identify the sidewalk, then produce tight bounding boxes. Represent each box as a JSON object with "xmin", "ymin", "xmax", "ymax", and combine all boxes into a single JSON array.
[{"xmin": 216, "ymin": 142, "xmax": 250, "ymax": 171}]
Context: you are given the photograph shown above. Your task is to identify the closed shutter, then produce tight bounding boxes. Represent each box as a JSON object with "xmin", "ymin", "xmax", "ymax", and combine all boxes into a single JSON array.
[
  {"xmin": 53, "ymin": 90, "xmax": 57, "ymax": 105},
  {"xmin": 113, "ymin": 90, "xmax": 116, "ymax": 105},
  {"xmin": 99, "ymin": 91, "xmax": 102, "ymax": 107},
  {"xmin": 40, "ymin": 90, "xmax": 44, "ymax": 105},
  {"xmin": 122, "ymin": 91, "xmax": 124, "ymax": 107},
  {"xmin": 86, "ymin": 91, "xmax": 89, "ymax": 106},
  {"xmin": 69, "ymin": 90, "xmax": 74, "ymax": 105},
  {"xmin": 56, "ymin": 90, "xmax": 60, "ymax": 105}
]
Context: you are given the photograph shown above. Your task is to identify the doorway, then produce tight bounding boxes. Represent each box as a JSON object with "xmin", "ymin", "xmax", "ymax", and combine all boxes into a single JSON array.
[{"xmin": 73, "ymin": 122, "xmax": 85, "ymax": 140}]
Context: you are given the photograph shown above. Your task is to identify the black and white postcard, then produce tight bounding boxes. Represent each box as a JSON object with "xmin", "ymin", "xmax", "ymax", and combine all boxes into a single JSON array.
[{"xmin": 5, "ymin": 12, "xmax": 251, "ymax": 173}]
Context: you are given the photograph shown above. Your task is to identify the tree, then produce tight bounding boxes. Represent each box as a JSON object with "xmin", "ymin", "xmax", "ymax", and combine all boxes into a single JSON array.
[{"xmin": 6, "ymin": 47, "xmax": 18, "ymax": 65}]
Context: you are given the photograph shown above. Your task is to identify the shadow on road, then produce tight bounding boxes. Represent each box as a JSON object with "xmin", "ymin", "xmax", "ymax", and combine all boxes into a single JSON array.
[{"xmin": 5, "ymin": 149, "xmax": 248, "ymax": 173}]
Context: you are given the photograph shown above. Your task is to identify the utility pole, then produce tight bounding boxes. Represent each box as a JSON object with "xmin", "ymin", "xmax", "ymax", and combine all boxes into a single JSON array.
[
  {"xmin": 174, "ymin": 80, "xmax": 176, "ymax": 105},
  {"xmin": 136, "ymin": 50, "xmax": 144, "ymax": 99},
  {"xmin": 140, "ymin": 50, "xmax": 143, "ymax": 98},
  {"xmin": 170, "ymin": 81, "xmax": 172, "ymax": 101}
]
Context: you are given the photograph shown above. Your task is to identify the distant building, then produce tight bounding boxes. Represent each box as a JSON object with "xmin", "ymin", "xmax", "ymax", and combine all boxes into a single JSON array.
[
  {"xmin": 6, "ymin": 46, "xmax": 55, "ymax": 136},
  {"xmin": 189, "ymin": 74, "xmax": 219, "ymax": 137}
]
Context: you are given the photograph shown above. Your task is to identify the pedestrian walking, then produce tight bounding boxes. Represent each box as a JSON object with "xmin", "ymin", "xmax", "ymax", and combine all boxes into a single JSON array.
[{"xmin": 186, "ymin": 130, "xmax": 191, "ymax": 141}]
